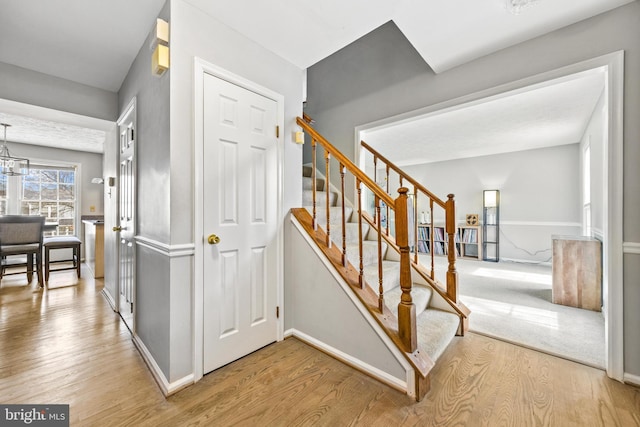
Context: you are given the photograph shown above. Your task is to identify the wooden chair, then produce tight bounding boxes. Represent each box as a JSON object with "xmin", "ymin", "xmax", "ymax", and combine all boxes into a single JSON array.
[
  {"xmin": 43, "ymin": 236, "xmax": 82, "ymax": 284},
  {"xmin": 0, "ymin": 215, "xmax": 45, "ymax": 286}
]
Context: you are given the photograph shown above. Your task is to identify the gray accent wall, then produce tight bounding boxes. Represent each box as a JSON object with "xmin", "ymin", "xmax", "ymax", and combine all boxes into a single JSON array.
[
  {"xmin": 0, "ymin": 62, "xmax": 117, "ymax": 121},
  {"xmin": 305, "ymin": 3, "xmax": 640, "ymax": 376},
  {"xmin": 117, "ymin": 0, "xmax": 172, "ymax": 379}
]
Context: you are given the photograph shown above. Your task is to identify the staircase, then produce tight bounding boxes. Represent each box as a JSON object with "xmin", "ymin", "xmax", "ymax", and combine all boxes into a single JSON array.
[{"xmin": 302, "ymin": 165, "xmax": 461, "ymax": 373}]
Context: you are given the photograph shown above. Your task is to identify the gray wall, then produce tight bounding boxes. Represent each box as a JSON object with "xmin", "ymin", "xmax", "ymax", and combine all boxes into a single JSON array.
[
  {"xmin": 0, "ymin": 62, "xmax": 117, "ymax": 122},
  {"xmin": 305, "ymin": 3, "xmax": 640, "ymax": 376},
  {"xmin": 117, "ymin": 0, "xmax": 172, "ymax": 379},
  {"xmin": 400, "ymin": 144, "xmax": 580, "ymax": 263}
]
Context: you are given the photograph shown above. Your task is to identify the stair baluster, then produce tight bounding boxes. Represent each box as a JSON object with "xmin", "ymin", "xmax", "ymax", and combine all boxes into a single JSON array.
[
  {"xmin": 311, "ymin": 138, "xmax": 317, "ymax": 231},
  {"xmin": 357, "ymin": 178, "xmax": 364, "ymax": 289},
  {"xmin": 376, "ymin": 195, "xmax": 384, "ymax": 312},
  {"xmin": 340, "ymin": 163, "xmax": 347, "ymax": 267},
  {"xmin": 325, "ymin": 150, "xmax": 331, "ymax": 248}
]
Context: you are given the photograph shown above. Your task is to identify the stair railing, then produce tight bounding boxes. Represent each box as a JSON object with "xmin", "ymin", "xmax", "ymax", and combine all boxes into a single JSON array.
[
  {"xmin": 360, "ymin": 141, "xmax": 459, "ymax": 304},
  {"xmin": 297, "ymin": 116, "xmax": 417, "ymax": 353}
]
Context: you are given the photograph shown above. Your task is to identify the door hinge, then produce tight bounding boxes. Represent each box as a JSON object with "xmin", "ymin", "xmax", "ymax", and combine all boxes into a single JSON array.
[
  {"xmin": 276, "ymin": 125, "xmax": 280, "ymax": 138},
  {"xmin": 276, "ymin": 306, "xmax": 280, "ymax": 319}
]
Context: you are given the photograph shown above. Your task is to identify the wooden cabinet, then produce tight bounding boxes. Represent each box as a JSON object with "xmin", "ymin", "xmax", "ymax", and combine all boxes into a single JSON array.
[
  {"xmin": 83, "ymin": 220, "xmax": 104, "ymax": 279},
  {"xmin": 551, "ymin": 235, "xmax": 602, "ymax": 311}
]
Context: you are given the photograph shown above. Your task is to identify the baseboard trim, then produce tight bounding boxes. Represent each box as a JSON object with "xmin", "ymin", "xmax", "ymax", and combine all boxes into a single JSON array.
[
  {"xmin": 133, "ymin": 334, "xmax": 194, "ymax": 397},
  {"xmin": 623, "ymin": 372, "xmax": 640, "ymax": 387},
  {"xmin": 500, "ymin": 257, "xmax": 551, "ymax": 266},
  {"xmin": 288, "ymin": 328, "xmax": 408, "ymax": 394},
  {"xmin": 101, "ymin": 288, "xmax": 116, "ymax": 311},
  {"xmin": 135, "ymin": 235, "xmax": 195, "ymax": 258},
  {"xmin": 500, "ymin": 221, "xmax": 581, "ymax": 227}
]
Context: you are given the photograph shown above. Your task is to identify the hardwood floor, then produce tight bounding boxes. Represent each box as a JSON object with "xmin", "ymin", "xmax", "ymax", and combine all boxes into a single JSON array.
[{"xmin": 1, "ymin": 267, "xmax": 639, "ymax": 426}]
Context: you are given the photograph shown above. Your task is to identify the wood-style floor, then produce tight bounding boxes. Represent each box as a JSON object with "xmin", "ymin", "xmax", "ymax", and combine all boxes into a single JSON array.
[{"xmin": 1, "ymin": 267, "xmax": 639, "ymax": 426}]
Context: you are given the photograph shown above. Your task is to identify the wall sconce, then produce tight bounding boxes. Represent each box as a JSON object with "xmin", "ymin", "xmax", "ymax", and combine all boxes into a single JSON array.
[
  {"xmin": 294, "ymin": 128, "xmax": 305, "ymax": 144},
  {"xmin": 151, "ymin": 18, "xmax": 170, "ymax": 76}
]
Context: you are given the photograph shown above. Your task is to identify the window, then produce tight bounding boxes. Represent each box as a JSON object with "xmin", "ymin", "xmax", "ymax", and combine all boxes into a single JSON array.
[
  {"xmin": 0, "ymin": 174, "xmax": 6, "ymax": 215},
  {"xmin": 2, "ymin": 163, "xmax": 78, "ymax": 236},
  {"xmin": 583, "ymin": 144, "xmax": 591, "ymax": 236}
]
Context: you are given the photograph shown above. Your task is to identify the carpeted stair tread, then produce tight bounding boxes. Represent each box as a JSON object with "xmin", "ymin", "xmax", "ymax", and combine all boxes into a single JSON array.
[
  {"xmin": 303, "ymin": 176, "xmax": 325, "ymax": 191},
  {"xmin": 345, "ymin": 241, "xmax": 388, "ymax": 267},
  {"xmin": 304, "ymin": 206, "xmax": 354, "ymax": 227},
  {"xmin": 363, "ymin": 260, "xmax": 401, "ymax": 293},
  {"xmin": 385, "ymin": 284, "xmax": 433, "ymax": 316},
  {"xmin": 303, "ymin": 190, "xmax": 338, "ymax": 208},
  {"xmin": 416, "ymin": 308, "xmax": 460, "ymax": 362}
]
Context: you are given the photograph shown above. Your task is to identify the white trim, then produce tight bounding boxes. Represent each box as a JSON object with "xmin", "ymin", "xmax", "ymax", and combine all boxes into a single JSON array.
[
  {"xmin": 500, "ymin": 221, "xmax": 581, "ymax": 227},
  {"xmin": 133, "ymin": 334, "xmax": 194, "ymax": 396},
  {"xmin": 623, "ymin": 242, "xmax": 640, "ymax": 254},
  {"xmin": 355, "ymin": 51, "xmax": 625, "ymax": 383},
  {"xmin": 290, "ymin": 215, "xmax": 415, "ymax": 397},
  {"xmin": 290, "ymin": 328, "xmax": 409, "ymax": 394},
  {"xmin": 134, "ymin": 235, "xmax": 195, "ymax": 257},
  {"xmin": 193, "ymin": 57, "xmax": 285, "ymax": 383},
  {"xmin": 101, "ymin": 288, "xmax": 117, "ymax": 311},
  {"xmin": 500, "ymin": 257, "xmax": 552, "ymax": 267},
  {"xmin": 116, "ymin": 96, "xmax": 137, "ymax": 331},
  {"xmin": 623, "ymin": 372, "xmax": 640, "ymax": 387}
]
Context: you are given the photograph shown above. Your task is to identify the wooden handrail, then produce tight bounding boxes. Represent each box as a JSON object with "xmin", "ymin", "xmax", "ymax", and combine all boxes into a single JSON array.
[
  {"xmin": 360, "ymin": 139, "xmax": 458, "ymax": 303},
  {"xmin": 361, "ymin": 140, "xmax": 446, "ymax": 209},
  {"xmin": 298, "ymin": 117, "xmax": 417, "ymax": 357},
  {"xmin": 297, "ymin": 118, "xmax": 395, "ymax": 207}
]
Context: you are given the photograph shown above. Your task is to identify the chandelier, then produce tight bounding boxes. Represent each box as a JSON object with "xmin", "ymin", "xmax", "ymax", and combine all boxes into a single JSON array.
[
  {"xmin": 0, "ymin": 123, "xmax": 30, "ymax": 176},
  {"xmin": 506, "ymin": 0, "xmax": 540, "ymax": 15}
]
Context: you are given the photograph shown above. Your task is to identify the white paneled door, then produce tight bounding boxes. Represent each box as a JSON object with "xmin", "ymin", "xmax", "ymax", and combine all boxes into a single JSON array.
[
  {"xmin": 203, "ymin": 74, "xmax": 278, "ymax": 374},
  {"xmin": 117, "ymin": 103, "xmax": 136, "ymax": 332}
]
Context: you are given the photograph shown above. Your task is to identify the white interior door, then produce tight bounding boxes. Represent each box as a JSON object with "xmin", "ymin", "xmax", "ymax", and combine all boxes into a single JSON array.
[
  {"xmin": 203, "ymin": 74, "xmax": 278, "ymax": 374},
  {"xmin": 117, "ymin": 105, "xmax": 136, "ymax": 332}
]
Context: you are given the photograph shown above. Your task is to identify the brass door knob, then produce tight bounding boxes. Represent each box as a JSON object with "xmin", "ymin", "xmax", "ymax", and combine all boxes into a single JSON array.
[
  {"xmin": 207, "ymin": 234, "xmax": 221, "ymax": 245},
  {"xmin": 113, "ymin": 226, "xmax": 122, "ymax": 232}
]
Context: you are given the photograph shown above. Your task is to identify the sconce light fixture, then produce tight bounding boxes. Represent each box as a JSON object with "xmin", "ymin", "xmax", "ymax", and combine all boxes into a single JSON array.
[
  {"xmin": 294, "ymin": 128, "xmax": 305, "ymax": 144},
  {"xmin": 91, "ymin": 177, "xmax": 104, "ymax": 184},
  {"xmin": 151, "ymin": 18, "xmax": 170, "ymax": 76}
]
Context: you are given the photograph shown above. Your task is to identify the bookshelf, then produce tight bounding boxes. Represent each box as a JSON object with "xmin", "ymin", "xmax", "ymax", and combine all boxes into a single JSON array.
[
  {"xmin": 459, "ymin": 226, "xmax": 482, "ymax": 260},
  {"xmin": 417, "ymin": 224, "xmax": 482, "ymax": 260}
]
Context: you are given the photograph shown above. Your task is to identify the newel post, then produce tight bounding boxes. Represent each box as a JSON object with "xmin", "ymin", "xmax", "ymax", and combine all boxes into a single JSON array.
[
  {"xmin": 445, "ymin": 193, "xmax": 458, "ymax": 303},
  {"xmin": 395, "ymin": 188, "xmax": 417, "ymax": 353}
]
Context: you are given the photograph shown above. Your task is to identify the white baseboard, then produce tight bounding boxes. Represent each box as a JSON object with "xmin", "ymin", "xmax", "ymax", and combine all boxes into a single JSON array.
[
  {"xmin": 133, "ymin": 334, "xmax": 194, "ymax": 397},
  {"xmin": 624, "ymin": 372, "xmax": 640, "ymax": 387},
  {"xmin": 500, "ymin": 257, "xmax": 552, "ymax": 267},
  {"xmin": 101, "ymin": 288, "xmax": 116, "ymax": 311},
  {"xmin": 287, "ymin": 328, "xmax": 408, "ymax": 394}
]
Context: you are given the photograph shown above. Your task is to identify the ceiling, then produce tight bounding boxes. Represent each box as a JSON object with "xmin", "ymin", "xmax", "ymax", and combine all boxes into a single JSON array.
[
  {"xmin": 361, "ymin": 69, "xmax": 606, "ymax": 166},
  {"xmin": 0, "ymin": 0, "xmax": 632, "ymax": 153}
]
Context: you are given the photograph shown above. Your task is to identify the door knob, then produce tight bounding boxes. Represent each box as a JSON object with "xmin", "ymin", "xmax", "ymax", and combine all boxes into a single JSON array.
[
  {"xmin": 113, "ymin": 226, "xmax": 122, "ymax": 232},
  {"xmin": 207, "ymin": 234, "xmax": 221, "ymax": 245}
]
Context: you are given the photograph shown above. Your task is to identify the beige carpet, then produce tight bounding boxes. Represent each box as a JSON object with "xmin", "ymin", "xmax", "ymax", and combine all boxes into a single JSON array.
[{"xmin": 422, "ymin": 255, "xmax": 605, "ymax": 368}]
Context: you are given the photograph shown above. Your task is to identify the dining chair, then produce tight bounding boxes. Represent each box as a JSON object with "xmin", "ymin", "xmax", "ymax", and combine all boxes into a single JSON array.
[{"xmin": 0, "ymin": 215, "xmax": 45, "ymax": 286}]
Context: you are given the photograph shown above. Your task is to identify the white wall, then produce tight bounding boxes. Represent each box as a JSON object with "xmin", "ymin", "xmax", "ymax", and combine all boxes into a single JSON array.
[
  {"xmin": 581, "ymin": 90, "xmax": 606, "ymax": 239},
  {"xmin": 399, "ymin": 144, "xmax": 580, "ymax": 263}
]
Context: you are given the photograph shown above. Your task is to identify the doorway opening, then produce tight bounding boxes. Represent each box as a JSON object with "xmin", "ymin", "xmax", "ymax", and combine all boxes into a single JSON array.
[{"xmin": 355, "ymin": 52, "xmax": 624, "ymax": 379}]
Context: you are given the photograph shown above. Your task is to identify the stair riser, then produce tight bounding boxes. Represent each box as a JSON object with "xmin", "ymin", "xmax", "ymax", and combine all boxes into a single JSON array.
[{"xmin": 303, "ymin": 190, "xmax": 338, "ymax": 208}]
